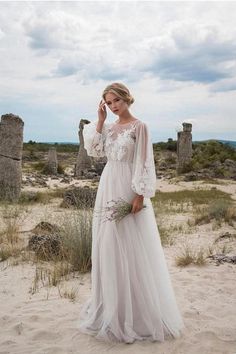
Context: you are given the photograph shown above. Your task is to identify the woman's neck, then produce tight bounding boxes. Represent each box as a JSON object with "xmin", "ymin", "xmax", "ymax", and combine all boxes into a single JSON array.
[{"xmin": 117, "ymin": 110, "xmax": 134, "ymax": 123}]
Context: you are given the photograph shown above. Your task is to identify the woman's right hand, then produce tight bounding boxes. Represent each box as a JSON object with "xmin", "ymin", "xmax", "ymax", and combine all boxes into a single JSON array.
[{"xmin": 98, "ymin": 100, "xmax": 107, "ymax": 123}]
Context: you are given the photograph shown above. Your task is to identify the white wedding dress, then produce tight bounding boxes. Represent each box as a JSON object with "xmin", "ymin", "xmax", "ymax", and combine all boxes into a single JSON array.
[{"xmin": 78, "ymin": 118, "xmax": 185, "ymax": 343}]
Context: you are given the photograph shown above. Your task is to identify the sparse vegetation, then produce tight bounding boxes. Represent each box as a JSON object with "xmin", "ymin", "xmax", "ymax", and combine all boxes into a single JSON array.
[
  {"xmin": 157, "ymin": 224, "xmax": 176, "ymax": 246},
  {"xmin": 29, "ymin": 261, "xmax": 73, "ymax": 296},
  {"xmin": 23, "ymin": 141, "xmax": 79, "ymax": 153},
  {"xmin": 31, "ymin": 161, "xmax": 65, "ymax": 175},
  {"xmin": 175, "ymin": 244, "xmax": 207, "ymax": 266},
  {"xmin": 0, "ymin": 204, "xmax": 28, "ymax": 262},
  {"xmin": 194, "ymin": 199, "xmax": 236, "ymax": 226},
  {"xmin": 153, "ymin": 139, "xmax": 236, "ymax": 176},
  {"xmin": 19, "ymin": 189, "xmax": 66, "ymax": 204},
  {"xmin": 0, "ymin": 198, "xmax": 92, "ymax": 298},
  {"xmin": 152, "ymin": 189, "xmax": 233, "ymax": 216},
  {"xmin": 0, "ymin": 244, "xmax": 23, "ymax": 262},
  {"xmin": 153, "ymin": 139, "xmax": 177, "ymax": 152},
  {"xmin": 57, "ymin": 283, "xmax": 79, "ymax": 301},
  {"xmin": 59, "ymin": 209, "xmax": 93, "ymax": 273},
  {"xmin": 180, "ymin": 140, "xmax": 236, "ymax": 174},
  {"xmin": 165, "ymin": 155, "xmax": 177, "ymax": 164},
  {"xmin": 32, "ymin": 161, "xmax": 46, "ymax": 171},
  {"xmin": 201, "ymin": 179, "xmax": 228, "ymax": 185},
  {"xmin": 0, "ymin": 204, "xmax": 28, "ymax": 245},
  {"xmin": 27, "ymin": 207, "xmax": 92, "ymax": 297},
  {"xmin": 61, "ymin": 186, "xmax": 97, "ymax": 208}
]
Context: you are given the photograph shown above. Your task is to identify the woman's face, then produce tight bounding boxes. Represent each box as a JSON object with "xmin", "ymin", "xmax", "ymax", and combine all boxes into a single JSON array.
[{"xmin": 104, "ymin": 92, "xmax": 129, "ymax": 115}]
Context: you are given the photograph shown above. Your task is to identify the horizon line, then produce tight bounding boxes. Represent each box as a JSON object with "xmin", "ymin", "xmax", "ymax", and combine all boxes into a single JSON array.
[{"xmin": 23, "ymin": 138, "xmax": 236, "ymax": 144}]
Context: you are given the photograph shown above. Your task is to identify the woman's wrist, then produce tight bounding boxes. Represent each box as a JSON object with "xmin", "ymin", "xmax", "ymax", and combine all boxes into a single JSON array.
[
  {"xmin": 96, "ymin": 121, "xmax": 104, "ymax": 133},
  {"xmin": 136, "ymin": 194, "xmax": 144, "ymax": 199}
]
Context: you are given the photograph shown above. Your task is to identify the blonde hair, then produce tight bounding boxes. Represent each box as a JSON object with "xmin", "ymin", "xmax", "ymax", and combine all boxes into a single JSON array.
[{"xmin": 102, "ymin": 82, "xmax": 135, "ymax": 106}]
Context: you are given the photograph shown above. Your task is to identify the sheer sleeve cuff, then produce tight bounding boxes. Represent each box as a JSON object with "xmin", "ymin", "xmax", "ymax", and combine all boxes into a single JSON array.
[
  {"xmin": 83, "ymin": 121, "xmax": 106, "ymax": 158},
  {"xmin": 131, "ymin": 122, "xmax": 156, "ymax": 198}
]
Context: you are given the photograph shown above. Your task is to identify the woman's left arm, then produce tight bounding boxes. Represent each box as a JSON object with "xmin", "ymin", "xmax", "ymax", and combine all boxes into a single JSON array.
[{"xmin": 131, "ymin": 121, "xmax": 157, "ymax": 212}]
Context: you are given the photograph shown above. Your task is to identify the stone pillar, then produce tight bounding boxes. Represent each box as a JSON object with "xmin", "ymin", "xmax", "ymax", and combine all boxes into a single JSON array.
[
  {"xmin": 45, "ymin": 147, "xmax": 58, "ymax": 175},
  {"xmin": 75, "ymin": 119, "xmax": 92, "ymax": 177},
  {"xmin": 177, "ymin": 122, "xmax": 193, "ymax": 173},
  {"xmin": 0, "ymin": 113, "xmax": 24, "ymax": 201}
]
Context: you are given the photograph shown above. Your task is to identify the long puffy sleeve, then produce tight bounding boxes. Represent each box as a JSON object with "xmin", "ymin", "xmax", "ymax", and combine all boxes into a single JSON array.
[
  {"xmin": 131, "ymin": 122, "xmax": 157, "ymax": 198},
  {"xmin": 83, "ymin": 121, "xmax": 107, "ymax": 158}
]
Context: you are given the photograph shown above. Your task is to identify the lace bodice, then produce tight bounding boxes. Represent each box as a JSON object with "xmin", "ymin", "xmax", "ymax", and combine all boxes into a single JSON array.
[
  {"xmin": 83, "ymin": 119, "xmax": 156, "ymax": 198},
  {"xmin": 105, "ymin": 121, "xmax": 137, "ymax": 162}
]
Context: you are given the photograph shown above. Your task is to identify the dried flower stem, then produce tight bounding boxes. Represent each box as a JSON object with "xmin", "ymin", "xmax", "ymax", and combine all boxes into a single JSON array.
[{"xmin": 94, "ymin": 198, "xmax": 146, "ymax": 223}]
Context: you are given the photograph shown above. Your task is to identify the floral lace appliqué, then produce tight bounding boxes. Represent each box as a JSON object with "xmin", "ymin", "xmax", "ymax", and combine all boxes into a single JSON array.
[
  {"xmin": 131, "ymin": 157, "xmax": 155, "ymax": 196},
  {"xmin": 105, "ymin": 124, "xmax": 136, "ymax": 161}
]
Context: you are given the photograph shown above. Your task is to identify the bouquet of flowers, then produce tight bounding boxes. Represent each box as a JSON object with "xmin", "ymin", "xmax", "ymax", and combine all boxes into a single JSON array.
[{"xmin": 94, "ymin": 197, "xmax": 146, "ymax": 223}]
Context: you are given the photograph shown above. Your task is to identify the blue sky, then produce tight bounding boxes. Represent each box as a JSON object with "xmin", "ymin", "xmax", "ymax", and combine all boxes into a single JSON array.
[{"xmin": 0, "ymin": 1, "xmax": 236, "ymax": 143}]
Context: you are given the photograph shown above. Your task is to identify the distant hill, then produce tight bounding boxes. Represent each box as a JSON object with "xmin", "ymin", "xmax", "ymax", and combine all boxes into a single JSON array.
[
  {"xmin": 193, "ymin": 139, "xmax": 236, "ymax": 149},
  {"xmin": 23, "ymin": 141, "xmax": 79, "ymax": 153},
  {"xmin": 218, "ymin": 140, "xmax": 236, "ymax": 149},
  {"xmin": 30, "ymin": 142, "xmax": 79, "ymax": 145}
]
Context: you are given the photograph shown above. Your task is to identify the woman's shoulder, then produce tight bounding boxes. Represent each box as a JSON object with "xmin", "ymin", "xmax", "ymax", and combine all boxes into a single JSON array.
[{"xmin": 134, "ymin": 118, "xmax": 149, "ymax": 130}]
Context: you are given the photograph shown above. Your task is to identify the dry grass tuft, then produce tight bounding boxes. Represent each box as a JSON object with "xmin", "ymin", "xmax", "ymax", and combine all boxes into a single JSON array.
[
  {"xmin": 30, "ymin": 261, "xmax": 73, "ymax": 295},
  {"xmin": 175, "ymin": 244, "xmax": 207, "ymax": 267},
  {"xmin": 59, "ymin": 208, "xmax": 93, "ymax": 273},
  {"xmin": 28, "ymin": 205, "xmax": 93, "ymax": 296},
  {"xmin": 0, "ymin": 204, "xmax": 29, "ymax": 263},
  {"xmin": 57, "ymin": 284, "xmax": 79, "ymax": 301},
  {"xmin": 19, "ymin": 189, "xmax": 66, "ymax": 204},
  {"xmin": 0, "ymin": 244, "xmax": 23, "ymax": 263}
]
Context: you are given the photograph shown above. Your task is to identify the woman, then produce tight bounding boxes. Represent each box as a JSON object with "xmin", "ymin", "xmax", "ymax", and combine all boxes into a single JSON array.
[{"xmin": 78, "ymin": 82, "xmax": 185, "ymax": 344}]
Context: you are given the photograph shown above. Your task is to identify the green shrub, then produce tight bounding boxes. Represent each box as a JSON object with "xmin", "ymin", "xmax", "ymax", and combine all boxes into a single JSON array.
[
  {"xmin": 165, "ymin": 155, "xmax": 176, "ymax": 164},
  {"xmin": 32, "ymin": 161, "xmax": 46, "ymax": 171},
  {"xmin": 57, "ymin": 163, "xmax": 65, "ymax": 175},
  {"xmin": 208, "ymin": 199, "xmax": 236, "ymax": 221},
  {"xmin": 153, "ymin": 140, "xmax": 177, "ymax": 152},
  {"xmin": 31, "ymin": 162, "xmax": 64, "ymax": 175},
  {"xmin": 175, "ymin": 140, "xmax": 236, "ymax": 175},
  {"xmin": 193, "ymin": 140, "xmax": 236, "ymax": 165}
]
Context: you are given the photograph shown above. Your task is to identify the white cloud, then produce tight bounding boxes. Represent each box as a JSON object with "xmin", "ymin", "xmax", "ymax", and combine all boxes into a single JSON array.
[
  {"xmin": 0, "ymin": 27, "xmax": 5, "ymax": 40},
  {"xmin": 0, "ymin": 1, "xmax": 235, "ymax": 142}
]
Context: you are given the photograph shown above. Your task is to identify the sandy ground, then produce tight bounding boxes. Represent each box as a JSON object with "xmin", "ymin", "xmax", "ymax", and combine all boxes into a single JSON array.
[
  {"xmin": 0, "ymin": 177, "xmax": 236, "ymax": 354},
  {"xmin": 23, "ymin": 174, "xmax": 236, "ymax": 201}
]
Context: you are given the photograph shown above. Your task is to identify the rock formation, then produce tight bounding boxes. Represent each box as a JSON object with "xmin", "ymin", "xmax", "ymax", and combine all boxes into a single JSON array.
[
  {"xmin": 75, "ymin": 119, "xmax": 93, "ymax": 177},
  {"xmin": 45, "ymin": 147, "xmax": 58, "ymax": 175},
  {"xmin": 0, "ymin": 113, "xmax": 24, "ymax": 201},
  {"xmin": 177, "ymin": 122, "xmax": 193, "ymax": 173}
]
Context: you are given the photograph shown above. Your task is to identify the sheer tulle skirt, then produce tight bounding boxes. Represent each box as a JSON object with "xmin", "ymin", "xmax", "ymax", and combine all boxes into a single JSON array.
[{"xmin": 77, "ymin": 160, "xmax": 185, "ymax": 343}]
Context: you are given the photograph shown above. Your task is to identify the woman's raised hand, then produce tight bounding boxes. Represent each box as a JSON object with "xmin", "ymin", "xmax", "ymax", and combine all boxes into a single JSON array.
[{"xmin": 98, "ymin": 100, "xmax": 107, "ymax": 123}]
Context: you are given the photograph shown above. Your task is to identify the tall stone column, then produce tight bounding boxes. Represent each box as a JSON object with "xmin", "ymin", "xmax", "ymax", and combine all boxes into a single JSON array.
[
  {"xmin": 75, "ymin": 119, "xmax": 92, "ymax": 177},
  {"xmin": 177, "ymin": 122, "xmax": 193, "ymax": 173},
  {"xmin": 45, "ymin": 147, "xmax": 58, "ymax": 175},
  {"xmin": 0, "ymin": 113, "xmax": 24, "ymax": 201}
]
